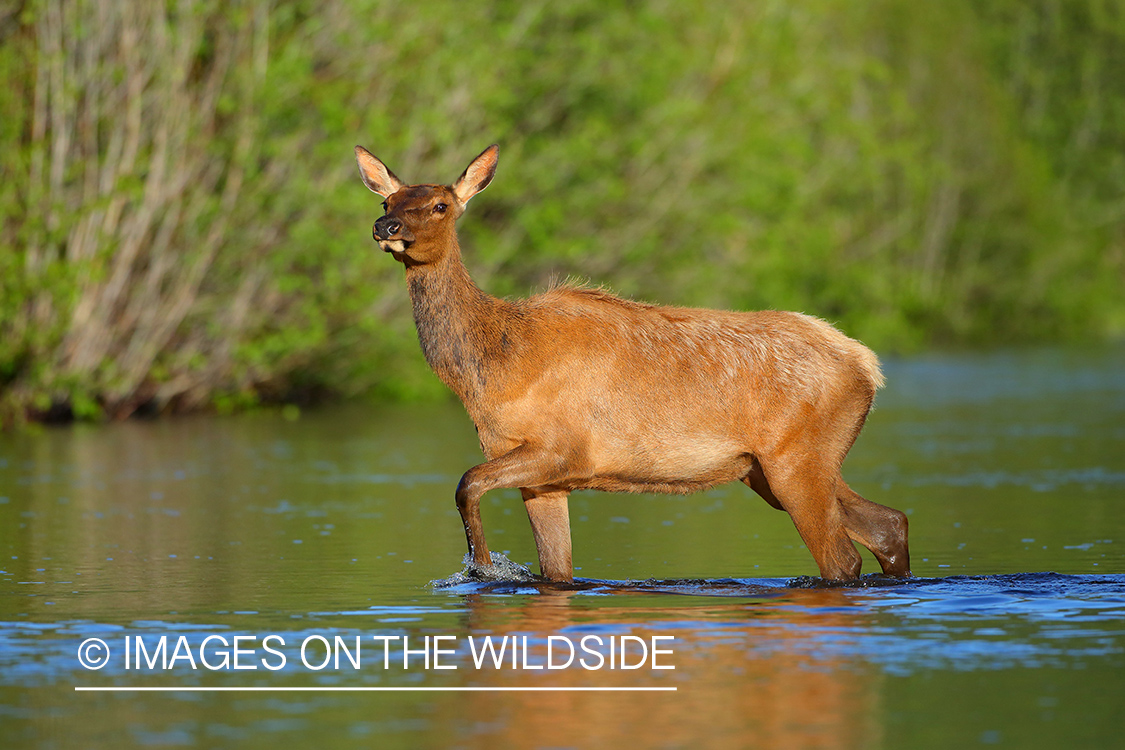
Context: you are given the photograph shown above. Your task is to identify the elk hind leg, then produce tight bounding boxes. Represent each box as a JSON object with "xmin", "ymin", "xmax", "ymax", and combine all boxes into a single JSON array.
[
  {"xmin": 742, "ymin": 459, "xmax": 784, "ymax": 511},
  {"xmin": 837, "ymin": 478, "xmax": 911, "ymax": 577},
  {"xmin": 758, "ymin": 458, "xmax": 862, "ymax": 581}
]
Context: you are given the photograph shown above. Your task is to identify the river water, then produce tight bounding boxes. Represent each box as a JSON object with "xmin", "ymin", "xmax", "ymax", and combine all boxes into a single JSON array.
[{"xmin": 1, "ymin": 348, "xmax": 1123, "ymax": 748}]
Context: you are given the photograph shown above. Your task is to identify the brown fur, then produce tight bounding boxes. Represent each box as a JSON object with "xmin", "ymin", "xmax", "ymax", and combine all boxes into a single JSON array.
[{"xmin": 355, "ymin": 144, "xmax": 910, "ymax": 582}]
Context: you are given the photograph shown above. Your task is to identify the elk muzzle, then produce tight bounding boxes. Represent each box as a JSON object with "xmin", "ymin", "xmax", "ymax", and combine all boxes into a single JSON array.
[{"xmin": 373, "ymin": 215, "xmax": 414, "ymax": 253}]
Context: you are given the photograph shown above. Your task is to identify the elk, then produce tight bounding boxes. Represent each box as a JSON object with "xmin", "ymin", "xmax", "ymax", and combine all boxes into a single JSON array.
[{"xmin": 354, "ymin": 143, "xmax": 910, "ymax": 582}]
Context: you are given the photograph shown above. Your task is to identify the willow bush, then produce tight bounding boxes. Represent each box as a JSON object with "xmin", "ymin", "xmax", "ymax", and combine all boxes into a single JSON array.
[{"xmin": 0, "ymin": 0, "xmax": 1122, "ymax": 422}]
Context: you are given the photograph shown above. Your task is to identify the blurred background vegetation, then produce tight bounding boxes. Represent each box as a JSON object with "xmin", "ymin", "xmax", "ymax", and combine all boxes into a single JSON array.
[{"xmin": 0, "ymin": 0, "xmax": 1122, "ymax": 423}]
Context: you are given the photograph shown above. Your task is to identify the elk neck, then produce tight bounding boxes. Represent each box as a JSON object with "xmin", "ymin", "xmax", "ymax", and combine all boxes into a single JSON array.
[{"xmin": 404, "ymin": 238, "xmax": 514, "ymax": 409}]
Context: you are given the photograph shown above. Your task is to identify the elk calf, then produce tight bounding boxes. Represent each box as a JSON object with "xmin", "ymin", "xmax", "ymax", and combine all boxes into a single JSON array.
[{"xmin": 355, "ymin": 143, "xmax": 910, "ymax": 582}]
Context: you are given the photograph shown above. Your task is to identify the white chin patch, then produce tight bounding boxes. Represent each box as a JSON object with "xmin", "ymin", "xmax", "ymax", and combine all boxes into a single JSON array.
[{"xmin": 378, "ymin": 240, "xmax": 407, "ymax": 254}]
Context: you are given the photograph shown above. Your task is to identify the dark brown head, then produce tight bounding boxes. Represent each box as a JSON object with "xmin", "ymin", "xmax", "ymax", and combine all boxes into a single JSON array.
[{"xmin": 354, "ymin": 144, "xmax": 498, "ymax": 265}]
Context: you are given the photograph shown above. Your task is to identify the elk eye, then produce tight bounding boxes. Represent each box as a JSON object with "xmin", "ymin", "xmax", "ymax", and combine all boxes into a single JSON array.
[
  {"xmin": 381, "ymin": 201, "xmax": 388, "ymax": 211},
  {"xmin": 433, "ymin": 203, "xmax": 448, "ymax": 214}
]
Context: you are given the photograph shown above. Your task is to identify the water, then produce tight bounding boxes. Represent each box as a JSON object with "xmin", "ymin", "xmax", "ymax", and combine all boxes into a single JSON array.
[{"xmin": 1, "ymin": 348, "xmax": 1123, "ymax": 749}]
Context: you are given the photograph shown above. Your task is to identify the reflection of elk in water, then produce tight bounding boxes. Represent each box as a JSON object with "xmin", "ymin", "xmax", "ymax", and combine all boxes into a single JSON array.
[
  {"xmin": 355, "ymin": 144, "xmax": 911, "ymax": 582},
  {"xmin": 433, "ymin": 585, "xmax": 882, "ymax": 749}
]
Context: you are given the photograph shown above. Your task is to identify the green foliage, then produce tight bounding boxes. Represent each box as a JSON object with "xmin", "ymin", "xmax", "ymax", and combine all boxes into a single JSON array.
[{"xmin": 0, "ymin": 0, "xmax": 1122, "ymax": 422}]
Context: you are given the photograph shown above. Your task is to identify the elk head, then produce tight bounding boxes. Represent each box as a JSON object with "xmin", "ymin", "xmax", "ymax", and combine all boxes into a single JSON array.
[{"xmin": 354, "ymin": 144, "xmax": 499, "ymax": 266}]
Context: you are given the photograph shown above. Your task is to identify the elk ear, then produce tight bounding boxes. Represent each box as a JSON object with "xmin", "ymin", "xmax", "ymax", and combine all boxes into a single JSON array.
[
  {"xmin": 355, "ymin": 146, "xmax": 405, "ymax": 197},
  {"xmin": 453, "ymin": 144, "xmax": 499, "ymax": 204}
]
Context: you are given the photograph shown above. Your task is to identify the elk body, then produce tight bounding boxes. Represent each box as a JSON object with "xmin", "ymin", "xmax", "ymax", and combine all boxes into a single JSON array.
[{"xmin": 355, "ymin": 144, "xmax": 910, "ymax": 582}]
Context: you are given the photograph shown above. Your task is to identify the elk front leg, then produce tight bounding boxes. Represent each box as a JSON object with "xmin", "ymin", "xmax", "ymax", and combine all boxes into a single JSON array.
[
  {"xmin": 521, "ymin": 489, "xmax": 573, "ymax": 582},
  {"xmin": 455, "ymin": 480, "xmax": 492, "ymax": 568},
  {"xmin": 455, "ymin": 445, "xmax": 572, "ymax": 569}
]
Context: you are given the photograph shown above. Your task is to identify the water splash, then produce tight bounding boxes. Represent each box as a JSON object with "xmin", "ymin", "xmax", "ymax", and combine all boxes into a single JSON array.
[
  {"xmin": 429, "ymin": 551, "xmax": 539, "ymax": 588},
  {"xmin": 787, "ymin": 573, "xmax": 916, "ymax": 589}
]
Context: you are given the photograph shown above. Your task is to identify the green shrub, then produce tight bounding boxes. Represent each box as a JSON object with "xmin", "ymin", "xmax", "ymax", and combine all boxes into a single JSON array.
[{"xmin": 1, "ymin": 0, "xmax": 1121, "ymax": 423}]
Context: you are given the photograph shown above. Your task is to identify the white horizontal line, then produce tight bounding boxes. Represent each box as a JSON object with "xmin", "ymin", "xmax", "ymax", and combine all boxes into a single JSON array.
[{"xmin": 75, "ymin": 686, "xmax": 676, "ymax": 693}]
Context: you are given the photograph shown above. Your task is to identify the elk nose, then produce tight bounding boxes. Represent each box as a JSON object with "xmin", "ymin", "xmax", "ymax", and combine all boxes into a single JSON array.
[{"xmin": 373, "ymin": 216, "xmax": 401, "ymax": 240}]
